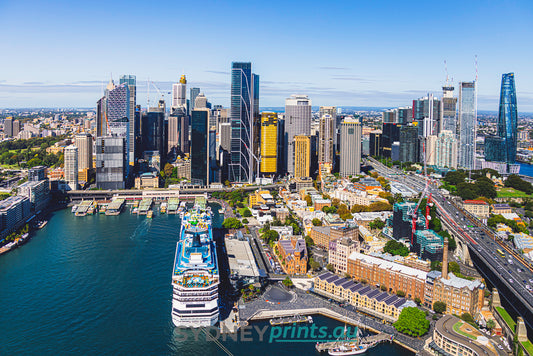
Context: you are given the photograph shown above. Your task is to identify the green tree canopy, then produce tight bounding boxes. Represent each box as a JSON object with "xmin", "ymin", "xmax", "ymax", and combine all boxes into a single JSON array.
[
  {"xmin": 242, "ymin": 208, "xmax": 252, "ymax": 217},
  {"xmin": 393, "ymin": 307, "xmax": 430, "ymax": 337},
  {"xmin": 433, "ymin": 301, "xmax": 447, "ymax": 314},
  {"xmin": 383, "ymin": 240, "xmax": 409, "ymax": 256},
  {"xmin": 222, "ymin": 217, "xmax": 243, "ymax": 229},
  {"xmin": 312, "ymin": 218, "xmax": 322, "ymax": 226},
  {"xmin": 505, "ymin": 174, "xmax": 533, "ymax": 194}
]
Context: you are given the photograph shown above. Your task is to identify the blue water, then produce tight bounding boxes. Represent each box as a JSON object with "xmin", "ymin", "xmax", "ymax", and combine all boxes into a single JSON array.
[
  {"xmin": 519, "ymin": 162, "xmax": 533, "ymax": 177},
  {"xmin": 0, "ymin": 208, "xmax": 412, "ymax": 355}
]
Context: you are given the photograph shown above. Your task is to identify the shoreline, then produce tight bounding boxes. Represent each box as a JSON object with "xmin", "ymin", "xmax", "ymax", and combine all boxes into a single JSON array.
[{"xmin": 245, "ymin": 307, "xmax": 419, "ymax": 354}]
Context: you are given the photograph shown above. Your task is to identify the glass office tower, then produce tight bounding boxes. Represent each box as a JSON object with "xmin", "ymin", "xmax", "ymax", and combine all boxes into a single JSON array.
[
  {"xmin": 191, "ymin": 109, "xmax": 209, "ymax": 186},
  {"xmin": 229, "ymin": 62, "xmax": 258, "ymax": 183},
  {"xmin": 497, "ymin": 73, "xmax": 518, "ymax": 163}
]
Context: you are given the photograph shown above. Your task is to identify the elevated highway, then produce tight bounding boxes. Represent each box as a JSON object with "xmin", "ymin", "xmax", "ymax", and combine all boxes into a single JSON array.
[{"xmin": 368, "ymin": 157, "xmax": 533, "ymax": 332}]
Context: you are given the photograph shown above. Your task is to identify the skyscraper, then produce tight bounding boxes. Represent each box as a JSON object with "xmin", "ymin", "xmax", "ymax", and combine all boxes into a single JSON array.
[
  {"xmin": 194, "ymin": 93, "xmax": 208, "ymax": 109},
  {"xmin": 497, "ymin": 73, "xmax": 518, "ymax": 164},
  {"xmin": 141, "ymin": 103, "xmax": 166, "ymax": 158},
  {"xmin": 74, "ymin": 133, "xmax": 93, "ymax": 170},
  {"xmin": 12, "ymin": 120, "xmax": 20, "ymax": 137},
  {"xmin": 399, "ymin": 125, "xmax": 419, "ymax": 163},
  {"xmin": 64, "ymin": 145, "xmax": 78, "ymax": 191},
  {"xmin": 458, "ymin": 81, "xmax": 477, "ymax": 170},
  {"xmin": 340, "ymin": 118, "xmax": 362, "ymax": 176},
  {"xmin": 4, "ymin": 117, "xmax": 13, "ymax": 137},
  {"xmin": 440, "ymin": 85, "xmax": 457, "ymax": 134},
  {"xmin": 119, "ymin": 75, "xmax": 136, "ymax": 166},
  {"xmin": 294, "ymin": 135, "xmax": 310, "ymax": 178},
  {"xmin": 413, "ymin": 95, "xmax": 440, "ymax": 137},
  {"xmin": 172, "ymin": 75, "xmax": 187, "ymax": 108},
  {"xmin": 95, "ymin": 137, "xmax": 126, "ymax": 190},
  {"xmin": 190, "ymin": 87, "xmax": 200, "ymax": 113},
  {"xmin": 191, "ymin": 108, "xmax": 211, "ymax": 186},
  {"xmin": 319, "ymin": 114, "xmax": 335, "ymax": 166},
  {"xmin": 260, "ymin": 112, "xmax": 278, "ymax": 176},
  {"xmin": 285, "ymin": 95, "xmax": 312, "ymax": 175},
  {"xmin": 229, "ymin": 62, "xmax": 259, "ymax": 183},
  {"xmin": 434, "ymin": 130, "xmax": 458, "ymax": 169}
]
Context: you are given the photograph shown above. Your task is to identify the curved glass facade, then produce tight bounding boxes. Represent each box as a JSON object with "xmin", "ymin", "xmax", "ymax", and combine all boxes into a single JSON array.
[{"xmin": 497, "ymin": 73, "xmax": 518, "ymax": 163}]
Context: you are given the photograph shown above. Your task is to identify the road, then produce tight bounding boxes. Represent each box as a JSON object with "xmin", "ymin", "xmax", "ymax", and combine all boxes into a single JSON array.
[{"xmin": 368, "ymin": 157, "xmax": 533, "ymax": 331}]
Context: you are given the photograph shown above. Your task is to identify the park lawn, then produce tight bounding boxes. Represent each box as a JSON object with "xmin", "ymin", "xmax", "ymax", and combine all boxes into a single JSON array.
[
  {"xmin": 497, "ymin": 187, "xmax": 531, "ymax": 198},
  {"xmin": 521, "ymin": 340, "xmax": 533, "ymax": 355},
  {"xmin": 495, "ymin": 306, "xmax": 516, "ymax": 331},
  {"xmin": 453, "ymin": 321, "xmax": 477, "ymax": 340}
]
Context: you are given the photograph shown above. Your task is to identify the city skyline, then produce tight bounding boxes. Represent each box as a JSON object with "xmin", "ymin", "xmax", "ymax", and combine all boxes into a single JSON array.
[{"xmin": 1, "ymin": 1, "xmax": 533, "ymax": 110}]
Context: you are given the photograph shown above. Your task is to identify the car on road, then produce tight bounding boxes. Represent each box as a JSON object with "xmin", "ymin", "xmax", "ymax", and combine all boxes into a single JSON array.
[{"xmin": 509, "ymin": 278, "xmax": 514, "ymax": 283}]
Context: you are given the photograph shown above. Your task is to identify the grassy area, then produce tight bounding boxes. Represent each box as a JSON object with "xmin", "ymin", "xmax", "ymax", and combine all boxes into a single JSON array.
[
  {"xmin": 521, "ymin": 340, "xmax": 533, "ymax": 355},
  {"xmin": 453, "ymin": 321, "xmax": 477, "ymax": 340},
  {"xmin": 497, "ymin": 187, "xmax": 531, "ymax": 198},
  {"xmin": 495, "ymin": 306, "xmax": 516, "ymax": 331}
]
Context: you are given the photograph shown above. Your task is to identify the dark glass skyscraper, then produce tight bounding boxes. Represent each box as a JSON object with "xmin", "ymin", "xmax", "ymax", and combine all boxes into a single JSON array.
[
  {"xmin": 497, "ymin": 73, "xmax": 518, "ymax": 163},
  {"xmin": 229, "ymin": 62, "xmax": 258, "ymax": 183},
  {"xmin": 191, "ymin": 109, "xmax": 209, "ymax": 186}
]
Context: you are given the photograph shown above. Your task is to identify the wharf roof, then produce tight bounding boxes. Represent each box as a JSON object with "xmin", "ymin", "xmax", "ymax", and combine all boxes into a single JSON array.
[{"xmin": 226, "ymin": 238, "xmax": 260, "ymax": 278}]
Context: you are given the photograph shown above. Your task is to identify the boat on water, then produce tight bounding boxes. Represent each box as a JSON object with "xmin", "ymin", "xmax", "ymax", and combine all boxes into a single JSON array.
[
  {"xmin": 37, "ymin": 220, "xmax": 48, "ymax": 229},
  {"xmin": 171, "ymin": 197, "xmax": 219, "ymax": 327},
  {"xmin": 132, "ymin": 207, "xmax": 138, "ymax": 214},
  {"xmin": 71, "ymin": 205, "xmax": 78, "ymax": 213},
  {"xmin": 269, "ymin": 315, "xmax": 313, "ymax": 326},
  {"xmin": 147, "ymin": 210, "xmax": 153, "ymax": 219},
  {"xmin": 317, "ymin": 318, "xmax": 374, "ymax": 355},
  {"xmin": 328, "ymin": 343, "xmax": 368, "ymax": 356}
]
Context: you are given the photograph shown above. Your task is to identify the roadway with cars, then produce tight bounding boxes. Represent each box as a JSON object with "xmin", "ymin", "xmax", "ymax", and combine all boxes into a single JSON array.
[{"xmin": 367, "ymin": 157, "xmax": 533, "ymax": 331}]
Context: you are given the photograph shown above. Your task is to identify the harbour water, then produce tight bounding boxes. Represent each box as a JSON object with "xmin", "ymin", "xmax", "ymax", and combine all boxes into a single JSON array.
[{"xmin": 0, "ymin": 208, "xmax": 413, "ymax": 355}]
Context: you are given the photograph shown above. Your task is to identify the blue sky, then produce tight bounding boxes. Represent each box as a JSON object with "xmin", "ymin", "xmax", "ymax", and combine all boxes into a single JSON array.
[{"xmin": 1, "ymin": 0, "xmax": 533, "ymax": 111}]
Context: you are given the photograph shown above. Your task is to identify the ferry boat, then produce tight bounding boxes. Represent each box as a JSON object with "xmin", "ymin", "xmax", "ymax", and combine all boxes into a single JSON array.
[
  {"xmin": 71, "ymin": 205, "xmax": 78, "ymax": 213},
  {"xmin": 37, "ymin": 220, "xmax": 48, "ymax": 229},
  {"xmin": 171, "ymin": 197, "xmax": 219, "ymax": 327},
  {"xmin": 160, "ymin": 202, "xmax": 167, "ymax": 214},
  {"xmin": 147, "ymin": 210, "xmax": 153, "ymax": 219}
]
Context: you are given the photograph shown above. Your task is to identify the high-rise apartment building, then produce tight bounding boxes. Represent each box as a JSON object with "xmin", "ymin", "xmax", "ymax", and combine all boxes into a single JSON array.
[
  {"xmin": 440, "ymin": 85, "xmax": 457, "ymax": 134},
  {"xmin": 413, "ymin": 95, "xmax": 440, "ymax": 137},
  {"xmin": 285, "ymin": 95, "xmax": 312, "ymax": 175},
  {"xmin": 4, "ymin": 117, "xmax": 13, "ymax": 137},
  {"xmin": 319, "ymin": 106, "xmax": 337, "ymax": 148},
  {"xmin": 64, "ymin": 145, "xmax": 78, "ymax": 191},
  {"xmin": 434, "ymin": 130, "xmax": 458, "ymax": 169},
  {"xmin": 194, "ymin": 93, "xmax": 208, "ymax": 109},
  {"xmin": 119, "ymin": 75, "xmax": 136, "ymax": 166},
  {"xmin": 260, "ymin": 112, "xmax": 278, "ymax": 175},
  {"xmin": 229, "ymin": 62, "xmax": 259, "ymax": 183},
  {"xmin": 74, "ymin": 133, "xmax": 93, "ymax": 170},
  {"xmin": 95, "ymin": 137, "xmax": 126, "ymax": 190},
  {"xmin": 294, "ymin": 135, "xmax": 310, "ymax": 178},
  {"xmin": 172, "ymin": 75, "xmax": 187, "ymax": 108},
  {"xmin": 340, "ymin": 118, "xmax": 362, "ymax": 176},
  {"xmin": 458, "ymin": 81, "xmax": 477, "ymax": 170},
  {"xmin": 12, "ymin": 120, "xmax": 20, "ymax": 137},
  {"xmin": 398, "ymin": 107, "xmax": 413, "ymax": 125},
  {"xmin": 486, "ymin": 73, "xmax": 518, "ymax": 164},
  {"xmin": 319, "ymin": 114, "xmax": 335, "ymax": 166}
]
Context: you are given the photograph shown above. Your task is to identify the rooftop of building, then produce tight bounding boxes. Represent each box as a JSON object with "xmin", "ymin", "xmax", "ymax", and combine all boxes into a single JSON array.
[
  {"xmin": 225, "ymin": 237, "xmax": 260, "ymax": 278},
  {"xmin": 0, "ymin": 195, "xmax": 28, "ymax": 210},
  {"xmin": 348, "ymin": 252, "xmax": 428, "ymax": 280},
  {"xmin": 463, "ymin": 200, "xmax": 488, "ymax": 205},
  {"xmin": 437, "ymin": 272, "xmax": 483, "ymax": 291}
]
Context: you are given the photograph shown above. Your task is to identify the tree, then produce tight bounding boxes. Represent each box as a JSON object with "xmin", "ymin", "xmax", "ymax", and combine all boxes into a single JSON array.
[
  {"xmin": 396, "ymin": 290, "xmax": 406, "ymax": 297},
  {"xmin": 337, "ymin": 204, "xmax": 353, "ymax": 220},
  {"xmin": 460, "ymin": 313, "xmax": 476, "ymax": 326},
  {"xmin": 282, "ymin": 276, "xmax": 293, "ymax": 288},
  {"xmin": 305, "ymin": 195, "xmax": 313, "ymax": 207},
  {"xmin": 444, "ymin": 171, "xmax": 466, "ymax": 185},
  {"xmin": 304, "ymin": 235, "xmax": 315, "ymax": 246},
  {"xmin": 309, "ymin": 257, "xmax": 320, "ymax": 270},
  {"xmin": 433, "ymin": 301, "xmax": 447, "ymax": 314},
  {"xmin": 447, "ymin": 236, "xmax": 457, "ymax": 251},
  {"xmin": 262, "ymin": 230, "xmax": 279, "ymax": 244},
  {"xmin": 383, "ymin": 240, "xmax": 409, "ymax": 256},
  {"xmin": 242, "ymin": 218, "xmax": 249, "ymax": 224},
  {"xmin": 486, "ymin": 319, "xmax": 496, "ymax": 331},
  {"xmin": 505, "ymin": 174, "xmax": 533, "ymax": 194},
  {"xmin": 222, "ymin": 218, "xmax": 243, "ymax": 229},
  {"xmin": 414, "ymin": 297, "xmax": 421, "ymax": 305},
  {"xmin": 393, "ymin": 307, "xmax": 430, "ymax": 337},
  {"xmin": 448, "ymin": 261, "xmax": 461, "ymax": 275},
  {"xmin": 369, "ymin": 218, "xmax": 385, "ymax": 230},
  {"xmin": 351, "ymin": 204, "xmax": 369, "ymax": 213},
  {"xmin": 312, "ymin": 218, "xmax": 322, "ymax": 226},
  {"xmin": 326, "ymin": 264, "xmax": 335, "ymax": 272},
  {"xmin": 242, "ymin": 208, "xmax": 252, "ymax": 217},
  {"xmin": 164, "ymin": 163, "xmax": 174, "ymax": 178}
]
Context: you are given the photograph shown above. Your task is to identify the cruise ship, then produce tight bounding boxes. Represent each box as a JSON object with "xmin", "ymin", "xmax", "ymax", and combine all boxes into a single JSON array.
[{"xmin": 171, "ymin": 198, "xmax": 219, "ymax": 327}]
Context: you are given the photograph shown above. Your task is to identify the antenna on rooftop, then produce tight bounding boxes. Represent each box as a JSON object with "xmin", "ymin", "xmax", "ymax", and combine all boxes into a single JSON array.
[{"xmin": 475, "ymin": 55, "xmax": 478, "ymax": 82}]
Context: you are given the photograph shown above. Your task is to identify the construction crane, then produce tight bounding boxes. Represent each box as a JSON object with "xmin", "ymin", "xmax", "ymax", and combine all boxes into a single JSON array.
[{"xmin": 146, "ymin": 80, "xmax": 170, "ymax": 108}]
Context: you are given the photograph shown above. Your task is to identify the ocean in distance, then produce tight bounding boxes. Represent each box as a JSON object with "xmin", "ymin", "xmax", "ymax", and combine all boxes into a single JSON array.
[{"xmin": 0, "ymin": 208, "xmax": 414, "ymax": 356}]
